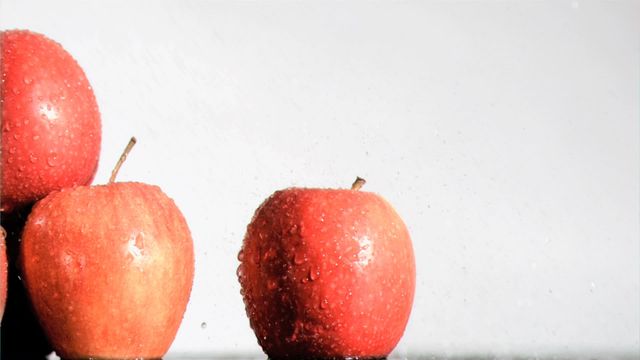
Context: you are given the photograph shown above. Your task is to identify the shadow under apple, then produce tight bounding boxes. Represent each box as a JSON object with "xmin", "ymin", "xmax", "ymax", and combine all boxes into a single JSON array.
[{"xmin": 1, "ymin": 207, "xmax": 54, "ymax": 359}]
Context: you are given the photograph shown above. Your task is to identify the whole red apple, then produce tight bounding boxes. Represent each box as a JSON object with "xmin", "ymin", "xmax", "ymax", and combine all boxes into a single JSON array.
[
  {"xmin": 238, "ymin": 178, "xmax": 416, "ymax": 359},
  {"xmin": 1, "ymin": 30, "xmax": 101, "ymax": 212},
  {"xmin": 20, "ymin": 140, "xmax": 194, "ymax": 359}
]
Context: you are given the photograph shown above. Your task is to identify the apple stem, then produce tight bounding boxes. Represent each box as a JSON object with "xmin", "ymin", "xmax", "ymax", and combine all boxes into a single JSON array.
[
  {"xmin": 109, "ymin": 137, "xmax": 137, "ymax": 184},
  {"xmin": 351, "ymin": 177, "xmax": 366, "ymax": 191}
]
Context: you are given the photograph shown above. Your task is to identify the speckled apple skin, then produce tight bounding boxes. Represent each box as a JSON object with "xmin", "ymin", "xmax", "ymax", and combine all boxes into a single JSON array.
[
  {"xmin": 238, "ymin": 188, "xmax": 416, "ymax": 359},
  {"xmin": 21, "ymin": 182, "xmax": 194, "ymax": 359},
  {"xmin": 1, "ymin": 30, "xmax": 101, "ymax": 212}
]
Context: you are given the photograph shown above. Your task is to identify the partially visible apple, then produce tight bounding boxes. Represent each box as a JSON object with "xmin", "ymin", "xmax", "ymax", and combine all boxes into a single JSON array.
[
  {"xmin": 238, "ymin": 178, "xmax": 416, "ymax": 359},
  {"xmin": 20, "ymin": 138, "xmax": 193, "ymax": 359},
  {"xmin": 1, "ymin": 30, "xmax": 101, "ymax": 212}
]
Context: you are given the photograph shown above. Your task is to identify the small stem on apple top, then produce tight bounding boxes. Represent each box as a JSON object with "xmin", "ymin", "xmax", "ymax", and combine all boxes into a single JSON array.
[
  {"xmin": 351, "ymin": 176, "xmax": 366, "ymax": 191},
  {"xmin": 109, "ymin": 136, "xmax": 137, "ymax": 184}
]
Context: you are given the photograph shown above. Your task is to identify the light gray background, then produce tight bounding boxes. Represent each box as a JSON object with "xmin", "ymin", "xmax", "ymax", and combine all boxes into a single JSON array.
[{"xmin": 1, "ymin": 0, "xmax": 638, "ymax": 357}]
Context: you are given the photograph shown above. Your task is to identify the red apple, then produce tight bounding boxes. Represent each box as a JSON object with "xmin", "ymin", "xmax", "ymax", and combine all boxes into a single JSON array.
[
  {"xmin": 20, "ymin": 139, "xmax": 193, "ymax": 359},
  {"xmin": 238, "ymin": 178, "xmax": 416, "ymax": 359},
  {"xmin": 1, "ymin": 29, "xmax": 101, "ymax": 212}
]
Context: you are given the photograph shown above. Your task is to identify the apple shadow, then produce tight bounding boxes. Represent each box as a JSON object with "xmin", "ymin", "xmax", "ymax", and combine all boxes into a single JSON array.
[{"xmin": 1, "ymin": 207, "xmax": 54, "ymax": 359}]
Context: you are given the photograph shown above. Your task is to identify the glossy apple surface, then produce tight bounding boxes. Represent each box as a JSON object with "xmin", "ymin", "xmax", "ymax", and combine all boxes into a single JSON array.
[
  {"xmin": 238, "ymin": 187, "xmax": 416, "ymax": 359},
  {"xmin": 21, "ymin": 182, "xmax": 194, "ymax": 359},
  {"xmin": 1, "ymin": 30, "xmax": 101, "ymax": 212}
]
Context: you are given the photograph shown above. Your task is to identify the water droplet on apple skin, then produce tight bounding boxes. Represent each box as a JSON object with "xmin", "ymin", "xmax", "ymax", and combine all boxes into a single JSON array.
[
  {"xmin": 236, "ymin": 264, "xmax": 245, "ymax": 279},
  {"xmin": 319, "ymin": 298, "xmax": 329, "ymax": 310},
  {"xmin": 309, "ymin": 268, "xmax": 320, "ymax": 281},
  {"xmin": 293, "ymin": 249, "xmax": 307, "ymax": 265},
  {"xmin": 46, "ymin": 152, "xmax": 59, "ymax": 167},
  {"xmin": 250, "ymin": 251, "xmax": 260, "ymax": 265},
  {"xmin": 262, "ymin": 247, "xmax": 277, "ymax": 263},
  {"xmin": 267, "ymin": 279, "xmax": 278, "ymax": 290}
]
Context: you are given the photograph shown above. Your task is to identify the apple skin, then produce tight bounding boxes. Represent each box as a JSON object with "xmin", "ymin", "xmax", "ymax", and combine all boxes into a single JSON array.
[
  {"xmin": 238, "ymin": 187, "xmax": 416, "ymax": 359},
  {"xmin": 1, "ymin": 30, "xmax": 101, "ymax": 212},
  {"xmin": 21, "ymin": 182, "xmax": 194, "ymax": 359}
]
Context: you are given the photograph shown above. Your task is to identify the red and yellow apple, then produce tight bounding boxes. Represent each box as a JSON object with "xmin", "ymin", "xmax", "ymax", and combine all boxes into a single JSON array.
[
  {"xmin": 238, "ymin": 178, "xmax": 416, "ymax": 359},
  {"xmin": 20, "ymin": 139, "xmax": 194, "ymax": 359},
  {"xmin": 1, "ymin": 29, "xmax": 101, "ymax": 212}
]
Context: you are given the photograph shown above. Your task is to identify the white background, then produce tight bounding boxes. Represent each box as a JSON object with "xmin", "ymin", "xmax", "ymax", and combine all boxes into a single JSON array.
[{"xmin": 1, "ymin": 0, "xmax": 638, "ymax": 357}]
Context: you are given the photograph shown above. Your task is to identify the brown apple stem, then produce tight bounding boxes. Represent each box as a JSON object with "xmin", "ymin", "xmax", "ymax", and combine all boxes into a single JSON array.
[
  {"xmin": 351, "ymin": 177, "xmax": 366, "ymax": 191},
  {"xmin": 109, "ymin": 136, "xmax": 137, "ymax": 184}
]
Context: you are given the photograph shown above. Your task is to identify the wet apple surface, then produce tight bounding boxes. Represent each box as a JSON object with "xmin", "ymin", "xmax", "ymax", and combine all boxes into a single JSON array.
[
  {"xmin": 238, "ymin": 184, "xmax": 416, "ymax": 360},
  {"xmin": 20, "ymin": 182, "xmax": 194, "ymax": 359},
  {"xmin": 0, "ymin": 30, "xmax": 101, "ymax": 212}
]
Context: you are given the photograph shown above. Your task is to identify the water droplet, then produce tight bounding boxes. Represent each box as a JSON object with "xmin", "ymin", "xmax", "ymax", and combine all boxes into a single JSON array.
[
  {"xmin": 201, "ymin": 322, "xmax": 207, "ymax": 329},
  {"xmin": 294, "ymin": 249, "xmax": 307, "ymax": 265},
  {"xmin": 47, "ymin": 152, "xmax": 60, "ymax": 167},
  {"xmin": 299, "ymin": 222, "xmax": 306, "ymax": 236},
  {"xmin": 11, "ymin": 87, "xmax": 20, "ymax": 95},
  {"xmin": 236, "ymin": 264, "xmax": 245, "ymax": 278},
  {"xmin": 250, "ymin": 251, "xmax": 260, "ymax": 265},
  {"xmin": 237, "ymin": 249, "xmax": 245, "ymax": 262},
  {"xmin": 289, "ymin": 225, "xmax": 298, "ymax": 235},
  {"xmin": 8, "ymin": 147, "xmax": 16, "ymax": 154},
  {"xmin": 320, "ymin": 298, "xmax": 329, "ymax": 309},
  {"xmin": 29, "ymin": 153, "xmax": 38, "ymax": 163},
  {"xmin": 262, "ymin": 247, "xmax": 277, "ymax": 262},
  {"xmin": 267, "ymin": 279, "xmax": 278, "ymax": 290},
  {"xmin": 23, "ymin": 77, "xmax": 32, "ymax": 85},
  {"xmin": 309, "ymin": 268, "xmax": 320, "ymax": 281}
]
